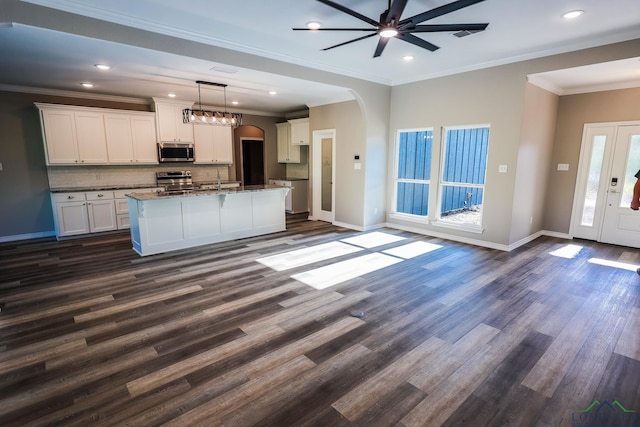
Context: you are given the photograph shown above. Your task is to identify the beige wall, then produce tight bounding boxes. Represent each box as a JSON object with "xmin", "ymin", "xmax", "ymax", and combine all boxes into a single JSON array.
[
  {"xmin": 388, "ymin": 63, "xmax": 527, "ymax": 246},
  {"xmin": 510, "ymin": 83, "xmax": 558, "ymax": 244},
  {"xmin": 544, "ymin": 87, "xmax": 640, "ymax": 233},
  {"xmin": 310, "ymin": 100, "xmax": 367, "ymax": 227}
]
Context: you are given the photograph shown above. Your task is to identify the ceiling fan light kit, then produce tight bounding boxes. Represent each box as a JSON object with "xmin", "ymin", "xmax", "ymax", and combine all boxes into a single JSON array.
[
  {"xmin": 293, "ymin": 0, "xmax": 489, "ymax": 58},
  {"xmin": 182, "ymin": 80, "xmax": 242, "ymax": 128}
]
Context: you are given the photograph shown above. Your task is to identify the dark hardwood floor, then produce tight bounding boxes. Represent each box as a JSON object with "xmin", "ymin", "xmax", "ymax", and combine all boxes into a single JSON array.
[{"xmin": 0, "ymin": 216, "xmax": 639, "ymax": 426}]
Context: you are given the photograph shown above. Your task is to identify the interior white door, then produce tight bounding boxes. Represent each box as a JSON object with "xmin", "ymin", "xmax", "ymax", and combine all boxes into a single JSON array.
[
  {"xmin": 600, "ymin": 125, "xmax": 640, "ymax": 247},
  {"xmin": 312, "ymin": 129, "xmax": 335, "ymax": 223}
]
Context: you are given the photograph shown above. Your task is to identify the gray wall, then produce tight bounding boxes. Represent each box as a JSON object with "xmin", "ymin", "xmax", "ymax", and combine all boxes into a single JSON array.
[{"xmin": 0, "ymin": 92, "xmax": 52, "ymax": 238}]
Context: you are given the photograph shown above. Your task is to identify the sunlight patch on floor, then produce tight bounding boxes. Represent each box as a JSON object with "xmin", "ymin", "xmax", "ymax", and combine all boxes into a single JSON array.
[
  {"xmin": 588, "ymin": 258, "xmax": 640, "ymax": 272},
  {"xmin": 256, "ymin": 242, "xmax": 362, "ymax": 271},
  {"xmin": 340, "ymin": 232, "xmax": 406, "ymax": 249},
  {"xmin": 382, "ymin": 241, "xmax": 443, "ymax": 259},
  {"xmin": 291, "ymin": 253, "xmax": 402, "ymax": 290},
  {"xmin": 549, "ymin": 244, "xmax": 583, "ymax": 259}
]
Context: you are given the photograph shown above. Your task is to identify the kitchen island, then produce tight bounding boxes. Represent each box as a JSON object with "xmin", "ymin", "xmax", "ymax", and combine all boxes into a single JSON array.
[{"xmin": 127, "ymin": 185, "xmax": 289, "ymax": 256}]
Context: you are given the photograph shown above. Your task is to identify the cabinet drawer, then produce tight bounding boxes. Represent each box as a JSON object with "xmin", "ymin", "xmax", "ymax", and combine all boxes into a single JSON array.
[
  {"xmin": 115, "ymin": 198, "xmax": 129, "ymax": 215},
  {"xmin": 116, "ymin": 214, "xmax": 130, "ymax": 230},
  {"xmin": 52, "ymin": 192, "xmax": 86, "ymax": 202},
  {"xmin": 86, "ymin": 191, "xmax": 114, "ymax": 201}
]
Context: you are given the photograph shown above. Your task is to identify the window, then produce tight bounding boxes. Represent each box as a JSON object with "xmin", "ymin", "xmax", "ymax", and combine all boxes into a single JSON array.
[
  {"xmin": 393, "ymin": 129, "xmax": 433, "ymax": 217},
  {"xmin": 438, "ymin": 126, "xmax": 490, "ymax": 228}
]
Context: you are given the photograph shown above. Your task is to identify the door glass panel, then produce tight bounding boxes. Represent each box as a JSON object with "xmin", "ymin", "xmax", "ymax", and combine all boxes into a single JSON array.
[
  {"xmin": 581, "ymin": 135, "xmax": 606, "ymax": 226},
  {"xmin": 619, "ymin": 133, "xmax": 640, "ymax": 208},
  {"xmin": 321, "ymin": 137, "xmax": 332, "ymax": 211}
]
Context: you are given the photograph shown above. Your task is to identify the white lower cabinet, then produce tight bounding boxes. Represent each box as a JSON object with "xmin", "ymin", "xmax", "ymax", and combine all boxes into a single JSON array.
[
  {"xmin": 86, "ymin": 191, "xmax": 116, "ymax": 233},
  {"xmin": 53, "ymin": 193, "xmax": 90, "ymax": 237},
  {"xmin": 52, "ymin": 188, "xmax": 162, "ymax": 238}
]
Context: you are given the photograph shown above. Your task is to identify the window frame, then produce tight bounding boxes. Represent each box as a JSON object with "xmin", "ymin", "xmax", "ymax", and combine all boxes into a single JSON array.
[
  {"xmin": 433, "ymin": 124, "xmax": 490, "ymax": 233},
  {"xmin": 390, "ymin": 127, "xmax": 434, "ymax": 223}
]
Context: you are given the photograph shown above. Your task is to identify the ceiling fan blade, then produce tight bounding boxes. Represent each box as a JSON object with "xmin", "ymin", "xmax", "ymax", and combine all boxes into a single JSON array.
[
  {"xmin": 400, "ymin": 0, "xmax": 486, "ymax": 26},
  {"xmin": 293, "ymin": 28, "xmax": 378, "ymax": 32},
  {"xmin": 373, "ymin": 37, "xmax": 391, "ymax": 57},
  {"xmin": 383, "ymin": 0, "xmax": 409, "ymax": 24},
  {"xmin": 316, "ymin": 0, "xmax": 380, "ymax": 27},
  {"xmin": 396, "ymin": 33, "xmax": 440, "ymax": 51},
  {"xmin": 408, "ymin": 23, "xmax": 488, "ymax": 32},
  {"xmin": 321, "ymin": 33, "xmax": 378, "ymax": 51}
]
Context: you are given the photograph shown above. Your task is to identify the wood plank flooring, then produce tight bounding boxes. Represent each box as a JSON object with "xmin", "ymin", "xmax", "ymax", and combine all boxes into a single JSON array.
[{"xmin": 1, "ymin": 216, "xmax": 639, "ymax": 426}]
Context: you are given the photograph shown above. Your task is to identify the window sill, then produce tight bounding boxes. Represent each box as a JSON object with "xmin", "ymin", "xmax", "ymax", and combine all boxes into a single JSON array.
[
  {"xmin": 389, "ymin": 212, "xmax": 430, "ymax": 224},
  {"xmin": 432, "ymin": 220, "xmax": 484, "ymax": 234}
]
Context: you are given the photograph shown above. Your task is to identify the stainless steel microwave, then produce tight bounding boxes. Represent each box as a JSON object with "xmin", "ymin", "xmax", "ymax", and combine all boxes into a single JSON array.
[{"xmin": 158, "ymin": 142, "xmax": 194, "ymax": 162}]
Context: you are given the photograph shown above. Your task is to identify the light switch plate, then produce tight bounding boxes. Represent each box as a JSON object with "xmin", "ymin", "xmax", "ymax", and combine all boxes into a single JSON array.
[
  {"xmin": 498, "ymin": 164, "xmax": 508, "ymax": 173},
  {"xmin": 354, "ymin": 163, "xmax": 361, "ymax": 170},
  {"xmin": 557, "ymin": 163, "xmax": 569, "ymax": 171}
]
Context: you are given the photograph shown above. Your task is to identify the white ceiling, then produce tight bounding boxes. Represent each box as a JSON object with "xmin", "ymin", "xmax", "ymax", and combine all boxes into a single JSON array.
[{"xmin": 1, "ymin": 0, "xmax": 640, "ymax": 114}]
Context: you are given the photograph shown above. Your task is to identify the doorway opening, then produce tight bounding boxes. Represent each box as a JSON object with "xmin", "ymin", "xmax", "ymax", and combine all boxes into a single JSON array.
[{"xmin": 241, "ymin": 138, "xmax": 265, "ymax": 186}]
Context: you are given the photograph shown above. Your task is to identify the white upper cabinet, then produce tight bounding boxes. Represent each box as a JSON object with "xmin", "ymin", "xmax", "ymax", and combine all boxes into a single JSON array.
[
  {"xmin": 193, "ymin": 125, "xmax": 234, "ymax": 164},
  {"xmin": 153, "ymin": 99, "xmax": 194, "ymax": 143},
  {"xmin": 289, "ymin": 117, "xmax": 309, "ymax": 145},
  {"xmin": 37, "ymin": 103, "xmax": 159, "ymax": 166},
  {"xmin": 105, "ymin": 113, "xmax": 158, "ymax": 164},
  {"xmin": 39, "ymin": 106, "xmax": 108, "ymax": 165},
  {"xmin": 276, "ymin": 122, "xmax": 300, "ymax": 163}
]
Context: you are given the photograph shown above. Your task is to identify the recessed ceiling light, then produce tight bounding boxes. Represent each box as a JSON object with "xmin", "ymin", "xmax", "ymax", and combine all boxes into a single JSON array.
[
  {"xmin": 306, "ymin": 21, "xmax": 321, "ymax": 30},
  {"xmin": 562, "ymin": 10, "xmax": 584, "ymax": 19},
  {"xmin": 81, "ymin": 82, "xmax": 94, "ymax": 88},
  {"xmin": 167, "ymin": 93, "xmax": 176, "ymax": 98},
  {"xmin": 269, "ymin": 91, "xmax": 277, "ymax": 95},
  {"xmin": 231, "ymin": 100, "xmax": 239, "ymax": 105},
  {"xmin": 95, "ymin": 64, "xmax": 110, "ymax": 70},
  {"xmin": 403, "ymin": 55, "xmax": 414, "ymax": 61}
]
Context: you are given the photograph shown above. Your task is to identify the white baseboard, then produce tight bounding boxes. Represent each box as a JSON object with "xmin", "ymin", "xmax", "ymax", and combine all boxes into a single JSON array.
[{"xmin": 0, "ymin": 230, "xmax": 56, "ymax": 243}]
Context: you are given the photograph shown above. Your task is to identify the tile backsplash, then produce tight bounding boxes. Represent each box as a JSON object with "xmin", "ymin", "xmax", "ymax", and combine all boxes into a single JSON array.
[{"xmin": 47, "ymin": 165, "xmax": 230, "ymax": 189}]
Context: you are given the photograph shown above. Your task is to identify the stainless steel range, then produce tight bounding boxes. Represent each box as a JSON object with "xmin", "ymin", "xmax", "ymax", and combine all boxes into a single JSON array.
[{"xmin": 156, "ymin": 171, "xmax": 194, "ymax": 193}]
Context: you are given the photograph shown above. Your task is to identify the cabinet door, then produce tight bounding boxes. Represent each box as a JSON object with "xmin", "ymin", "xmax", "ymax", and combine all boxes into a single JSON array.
[
  {"xmin": 74, "ymin": 111, "xmax": 108, "ymax": 164},
  {"xmin": 104, "ymin": 114, "xmax": 134, "ymax": 163},
  {"xmin": 87, "ymin": 199, "xmax": 117, "ymax": 232},
  {"xmin": 193, "ymin": 125, "xmax": 215, "ymax": 163},
  {"xmin": 277, "ymin": 123, "xmax": 291, "ymax": 163},
  {"xmin": 156, "ymin": 103, "xmax": 178, "ymax": 141},
  {"xmin": 55, "ymin": 201, "xmax": 90, "ymax": 236},
  {"xmin": 131, "ymin": 115, "xmax": 158, "ymax": 163},
  {"xmin": 212, "ymin": 126, "xmax": 233, "ymax": 164},
  {"xmin": 156, "ymin": 103, "xmax": 193, "ymax": 142},
  {"xmin": 175, "ymin": 108, "xmax": 194, "ymax": 142},
  {"xmin": 289, "ymin": 118, "xmax": 309, "ymax": 145},
  {"xmin": 41, "ymin": 109, "xmax": 79, "ymax": 164}
]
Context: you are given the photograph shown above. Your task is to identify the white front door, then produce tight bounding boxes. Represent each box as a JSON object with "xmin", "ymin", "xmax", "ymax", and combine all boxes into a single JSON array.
[
  {"xmin": 312, "ymin": 129, "xmax": 336, "ymax": 223},
  {"xmin": 600, "ymin": 125, "xmax": 640, "ymax": 247},
  {"xmin": 571, "ymin": 123, "xmax": 640, "ymax": 247}
]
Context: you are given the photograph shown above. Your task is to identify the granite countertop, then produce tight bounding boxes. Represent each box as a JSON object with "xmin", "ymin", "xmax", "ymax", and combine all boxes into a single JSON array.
[
  {"xmin": 269, "ymin": 177, "xmax": 309, "ymax": 181},
  {"xmin": 50, "ymin": 181, "xmax": 241, "ymax": 193},
  {"xmin": 127, "ymin": 184, "xmax": 287, "ymax": 201},
  {"xmin": 49, "ymin": 184, "xmax": 160, "ymax": 193}
]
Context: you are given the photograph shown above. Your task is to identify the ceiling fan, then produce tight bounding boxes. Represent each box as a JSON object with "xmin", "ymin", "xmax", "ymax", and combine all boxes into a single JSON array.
[{"xmin": 293, "ymin": 0, "xmax": 489, "ymax": 57}]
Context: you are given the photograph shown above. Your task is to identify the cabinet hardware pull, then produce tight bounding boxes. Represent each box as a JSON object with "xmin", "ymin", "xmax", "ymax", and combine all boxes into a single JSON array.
[{"xmin": 68, "ymin": 195, "xmax": 74, "ymax": 199}]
